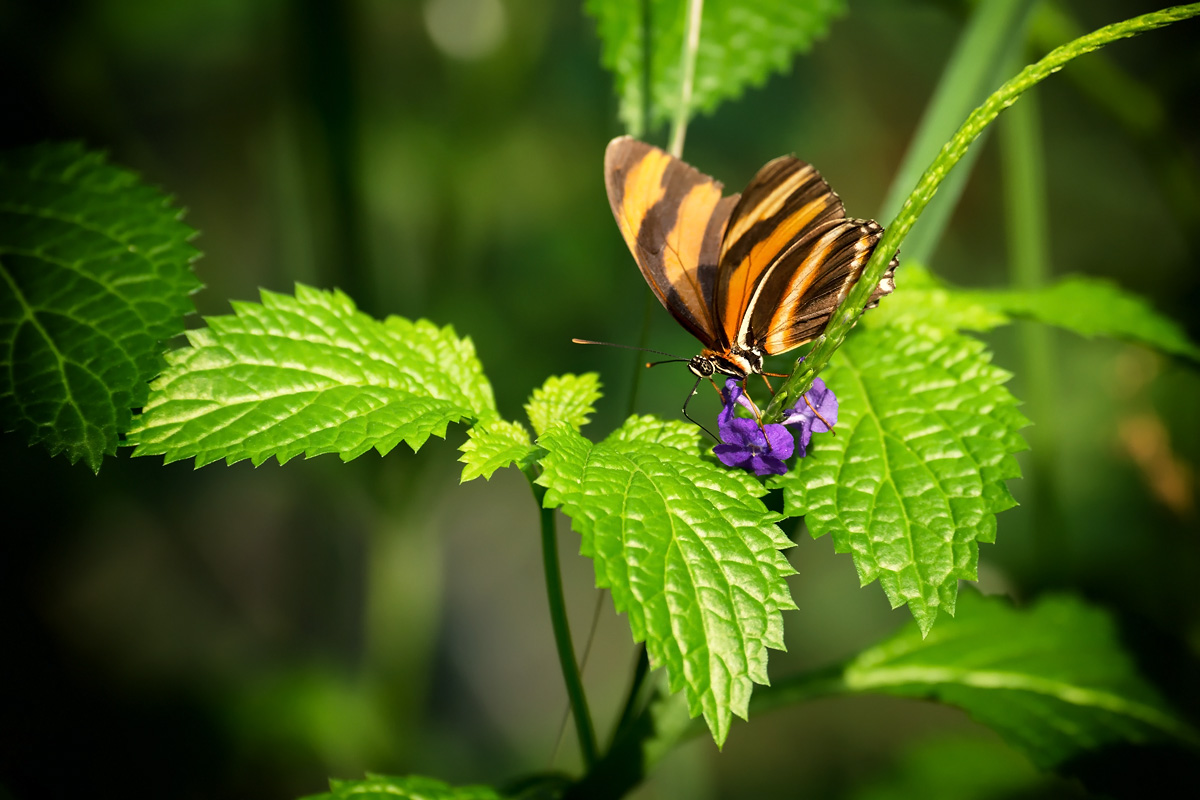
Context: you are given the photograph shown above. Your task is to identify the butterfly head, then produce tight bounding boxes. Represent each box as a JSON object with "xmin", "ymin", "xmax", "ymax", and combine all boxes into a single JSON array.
[{"xmin": 689, "ymin": 348, "xmax": 761, "ymax": 380}]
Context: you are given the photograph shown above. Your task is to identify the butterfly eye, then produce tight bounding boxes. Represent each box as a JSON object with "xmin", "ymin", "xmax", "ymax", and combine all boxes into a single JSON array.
[{"xmin": 687, "ymin": 356, "xmax": 715, "ymax": 377}]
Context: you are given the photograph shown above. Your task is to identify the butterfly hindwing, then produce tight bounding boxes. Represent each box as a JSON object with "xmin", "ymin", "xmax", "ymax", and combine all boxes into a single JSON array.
[
  {"xmin": 716, "ymin": 156, "xmax": 846, "ymax": 345},
  {"xmin": 604, "ymin": 136, "xmax": 738, "ymax": 349},
  {"xmin": 742, "ymin": 218, "xmax": 897, "ymax": 355}
]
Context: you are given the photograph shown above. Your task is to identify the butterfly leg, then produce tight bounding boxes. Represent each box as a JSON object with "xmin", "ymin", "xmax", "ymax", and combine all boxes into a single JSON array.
[
  {"xmin": 735, "ymin": 378, "xmax": 765, "ymax": 425},
  {"xmin": 682, "ymin": 375, "xmax": 720, "ymax": 441},
  {"xmin": 803, "ymin": 393, "xmax": 837, "ymax": 436}
]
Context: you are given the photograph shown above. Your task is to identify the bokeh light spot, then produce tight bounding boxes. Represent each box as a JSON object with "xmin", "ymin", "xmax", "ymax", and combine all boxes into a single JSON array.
[{"xmin": 423, "ymin": 0, "xmax": 507, "ymax": 61}]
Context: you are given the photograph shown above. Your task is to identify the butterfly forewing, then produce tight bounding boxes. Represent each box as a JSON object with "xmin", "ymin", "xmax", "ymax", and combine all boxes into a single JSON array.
[
  {"xmin": 603, "ymin": 136, "xmax": 738, "ymax": 348},
  {"xmin": 715, "ymin": 156, "xmax": 846, "ymax": 345}
]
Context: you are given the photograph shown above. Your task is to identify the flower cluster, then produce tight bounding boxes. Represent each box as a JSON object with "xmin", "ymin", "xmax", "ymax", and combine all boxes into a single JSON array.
[{"xmin": 712, "ymin": 377, "xmax": 838, "ymax": 476}]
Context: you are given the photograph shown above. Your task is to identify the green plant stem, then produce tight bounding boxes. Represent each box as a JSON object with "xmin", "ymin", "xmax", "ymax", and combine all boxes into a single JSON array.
[
  {"xmin": 999, "ymin": 80, "xmax": 1069, "ymax": 580},
  {"xmin": 1031, "ymin": 2, "xmax": 1200, "ymax": 248},
  {"xmin": 879, "ymin": 0, "xmax": 1037, "ymax": 263},
  {"xmin": 668, "ymin": 0, "xmax": 704, "ymax": 158},
  {"xmin": 569, "ymin": 662, "xmax": 849, "ymax": 799},
  {"xmin": 529, "ymin": 478, "xmax": 599, "ymax": 770},
  {"xmin": 640, "ymin": 0, "xmax": 652, "ymax": 139},
  {"xmin": 763, "ymin": 3, "xmax": 1200, "ymax": 423},
  {"xmin": 611, "ymin": 645, "xmax": 650, "ymax": 745}
]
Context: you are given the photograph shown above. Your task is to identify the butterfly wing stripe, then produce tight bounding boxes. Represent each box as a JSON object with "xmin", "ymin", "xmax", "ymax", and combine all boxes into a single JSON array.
[
  {"xmin": 716, "ymin": 157, "xmax": 846, "ymax": 343},
  {"xmin": 737, "ymin": 220, "xmax": 854, "ymax": 346},
  {"xmin": 751, "ymin": 220, "xmax": 891, "ymax": 355},
  {"xmin": 604, "ymin": 136, "xmax": 734, "ymax": 347},
  {"xmin": 721, "ymin": 160, "xmax": 818, "ymax": 247}
]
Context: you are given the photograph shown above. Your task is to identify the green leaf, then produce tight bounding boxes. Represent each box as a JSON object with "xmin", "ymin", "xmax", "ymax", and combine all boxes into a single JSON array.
[
  {"xmin": 459, "ymin": 418, "xmax": 536, "ymax": 482},
  {"xmin": 302, "ymin": 774, "xmax": 504, "ymax": 800},
  {"xmin": 605, "ymin": 413, "xmax": 703, "ymax": 455},
  {"xmin": 0, "ymin": 142, "xmax": 201, "ymax": 472},
  {"xmin": 129, "ymin": 284, "xmax": 496, "ymax": 467},
  {"xmin": 868, "ymin": 266, "xmax": 1200, "ymax": 361},
  {"xmin": 846, "ymin": 736, "xmax": 1044, "ymax": 800},
  {"xmin": 775, "ymin": 326, "xmax": 1027, "ymax": 634},
  {"xmin": 524, "ymin": 372, "xmax": 603, "ymax": 437},
  {"xmin": 983, "ymin": 275, "xmax": 1200, "ymax": 361},
  {"xmin": 863, "ymin": 264, "xmax": 1011, "ymax": 333},
  {"xmin": 587, "ymin": 0, "xmax": 846, "ymax": 135},
  {"xmin": 536, "ymin": 417, "xmax": 796, "ymax": 746},
  {"xmin": 845, "ymin": 591, "xmax": 1199, "ymax": 767}
]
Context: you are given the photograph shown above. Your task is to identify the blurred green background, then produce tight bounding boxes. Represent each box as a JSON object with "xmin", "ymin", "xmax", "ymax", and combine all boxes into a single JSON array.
[{"xmin": 1, "ymin": 0, "xmax": 1198, "ymax": 798}]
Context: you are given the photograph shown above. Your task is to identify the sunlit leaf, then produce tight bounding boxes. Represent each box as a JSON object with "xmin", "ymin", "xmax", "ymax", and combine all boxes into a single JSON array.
[
  {"xmin": 605, "ymin": 413, "xmax": 703, "ymax": 454},
  {"xmin": 524, "ymin": 371, "xmax": 603, "ymax": 437},
  {"xmin": 302, "ymin": 774, "xmax": 504, "ymax": 800},
  {"xmin": 0, "ymin": 142, "xmax": 200, "ymax": 472},
  {"xmin": 129, "ymin": 285, "xmax": 495, "ymax": 467},
  {"xmin": 776, "ymin": 326, "xmax": 1027, "ymax": 634},
  {"xmin": 868, "ymin": 265, "xmax": 1200, "ymax": 362},
  {"xmin": 459, "ymin": 418, "xmax": 536, "ymax": 482},
  {"xmin": 985, "ymin": 275, "xmax": 1200, "ymax": 361},
  {"xmin": 587, "ymin": 0, "xmax": 846, "ymax": 135},
  {"xmin": 537, "ymin": 417, "xmax": 795, "ymax": 745},
  {"xmin": 863, "ymin": 263, "xmax": 1010, "ymax": 333},
  {"xmin": 845, "ymin": 591, "xmax": 1200, "ymax": 766}
]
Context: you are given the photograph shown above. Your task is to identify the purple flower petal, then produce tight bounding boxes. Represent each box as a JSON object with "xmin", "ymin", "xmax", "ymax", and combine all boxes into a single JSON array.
[
  {"xmin": 712, "ymin": 373, "xmax": 840, "ymax": 475},
  {"xmin": 804, "ymin": 378, "xmax": 839, "ymax": 432},
  {"xmin": 764, "ymin": 377, "xmax": 839, "ymax": 459},
  {"xmin": 747, "ymin": 452, "xmax": 789, "ymax": 475},
  {"xmin": 762, "ymin": 423, "xmax": 795, "ymax": 461}
]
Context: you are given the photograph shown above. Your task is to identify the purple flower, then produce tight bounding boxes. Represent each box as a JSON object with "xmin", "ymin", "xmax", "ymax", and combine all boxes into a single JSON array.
[
  {"xmin": 780, "ymin": 376, "xmax": 838, "ymax": 458},
  {"xmin": 713, "ymin": 380, "xmax": 794, "ymax": 476},
  {"xmin": 712, "ymin": 377, "xmax": 839, "ymax": 476}
]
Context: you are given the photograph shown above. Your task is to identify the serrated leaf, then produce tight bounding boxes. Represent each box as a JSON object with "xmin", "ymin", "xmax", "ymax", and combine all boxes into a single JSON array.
[
  {"xmin": 129, "ymin": 285, "xmax": 496, "ymax": 467},
  {"xmin": 536, "ymin": 420, "xmax": 796, "ymax": 746},
  {"xmin": 983, "ymin": 275, "xmax": 1200, "ymax": 361},
  {"xmin": 863, "ymin": 263, "xmax": 1011, "ymax": 333},
  {"xmin": 524, "ymin": 372, "xmax": 603, "ymax": 437},
  {"xmin": 845, "ymin": 591, "xmax": 1199, "ymax": 767},
  {"xmin": 587, "ymin": 0, "xmax": 846, "ymax": 135},
  {"xmin": 609, "ymin": 413, "xmax": 765, "ymax": 496},
  {"xmin": 302, "ymin": 774, "xmax": 504, "ymax": 800},
  {"xmin": 867, "ymin": 266, "xmax": 1200, "ymax": 362},
  {"xmin": 775, "ymin": 326, "xmax": 1027, "ymax": 634},
  {"xmin": 0, "ymin": 142, "xmax": 201, "ymax": 472},
  {"xmin": 459, "ymin": 418, "xmax": 536, "ymax": 482},
  {"xmin": 606, "ymin": 413, "xmax": 703, "ymax": 454}
]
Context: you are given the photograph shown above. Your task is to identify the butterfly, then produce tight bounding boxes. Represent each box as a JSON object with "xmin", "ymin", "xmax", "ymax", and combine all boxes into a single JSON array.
[{"xmin": 602, "ymin": 136, "xmax": 898, "ymax": 406}]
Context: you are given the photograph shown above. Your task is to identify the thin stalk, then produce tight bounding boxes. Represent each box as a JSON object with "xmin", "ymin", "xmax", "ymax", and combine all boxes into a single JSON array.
[
  {"xmin": 568, "ymin": 661, "xmax": 850, "ymax": 800},
  {"xmin": 529, "ymin": 478, "xmax": 598, "ymax": 769},
  {"xmin": 624, "ymin": 0, "xmax": 657, "ymax": 420},
  {"xmin": 668, "ymin": 0, "xmax": 704, "ymax": 158},
  {"xmin": 764, "ymin": 3, "xmax": 1200, "ymax": 423},
  {"xmin": 610, "ymin": 645, "xmax": 650, "ymax": 745},
  {"xmin": 640, "ymin": 0, "xmax": 652, "ymax": 138},
  {"xmin": 879, "ymin": 0, "xmax": 1037, "ymax": 263},
  {"xmin": 999, "ymin": 80, "xmax": 1069, "ymax": 580}
]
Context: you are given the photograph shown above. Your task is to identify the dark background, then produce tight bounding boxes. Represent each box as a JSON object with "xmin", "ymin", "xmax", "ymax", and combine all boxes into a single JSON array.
[{"xmin": 1, "ymin": 0, "xmax": 1198, "ymax": 797}]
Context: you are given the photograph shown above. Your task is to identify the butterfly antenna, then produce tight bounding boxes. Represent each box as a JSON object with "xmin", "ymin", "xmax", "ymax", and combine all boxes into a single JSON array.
[{"xmin": 572, "ymin": 338, "xmax": 686, "ymax": 361}]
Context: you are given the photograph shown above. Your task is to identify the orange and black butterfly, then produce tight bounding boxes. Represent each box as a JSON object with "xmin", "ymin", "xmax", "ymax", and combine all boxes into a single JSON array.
[{"xmin": 601, "ymin": 136, "xmax": 898, "ymax": 413}]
